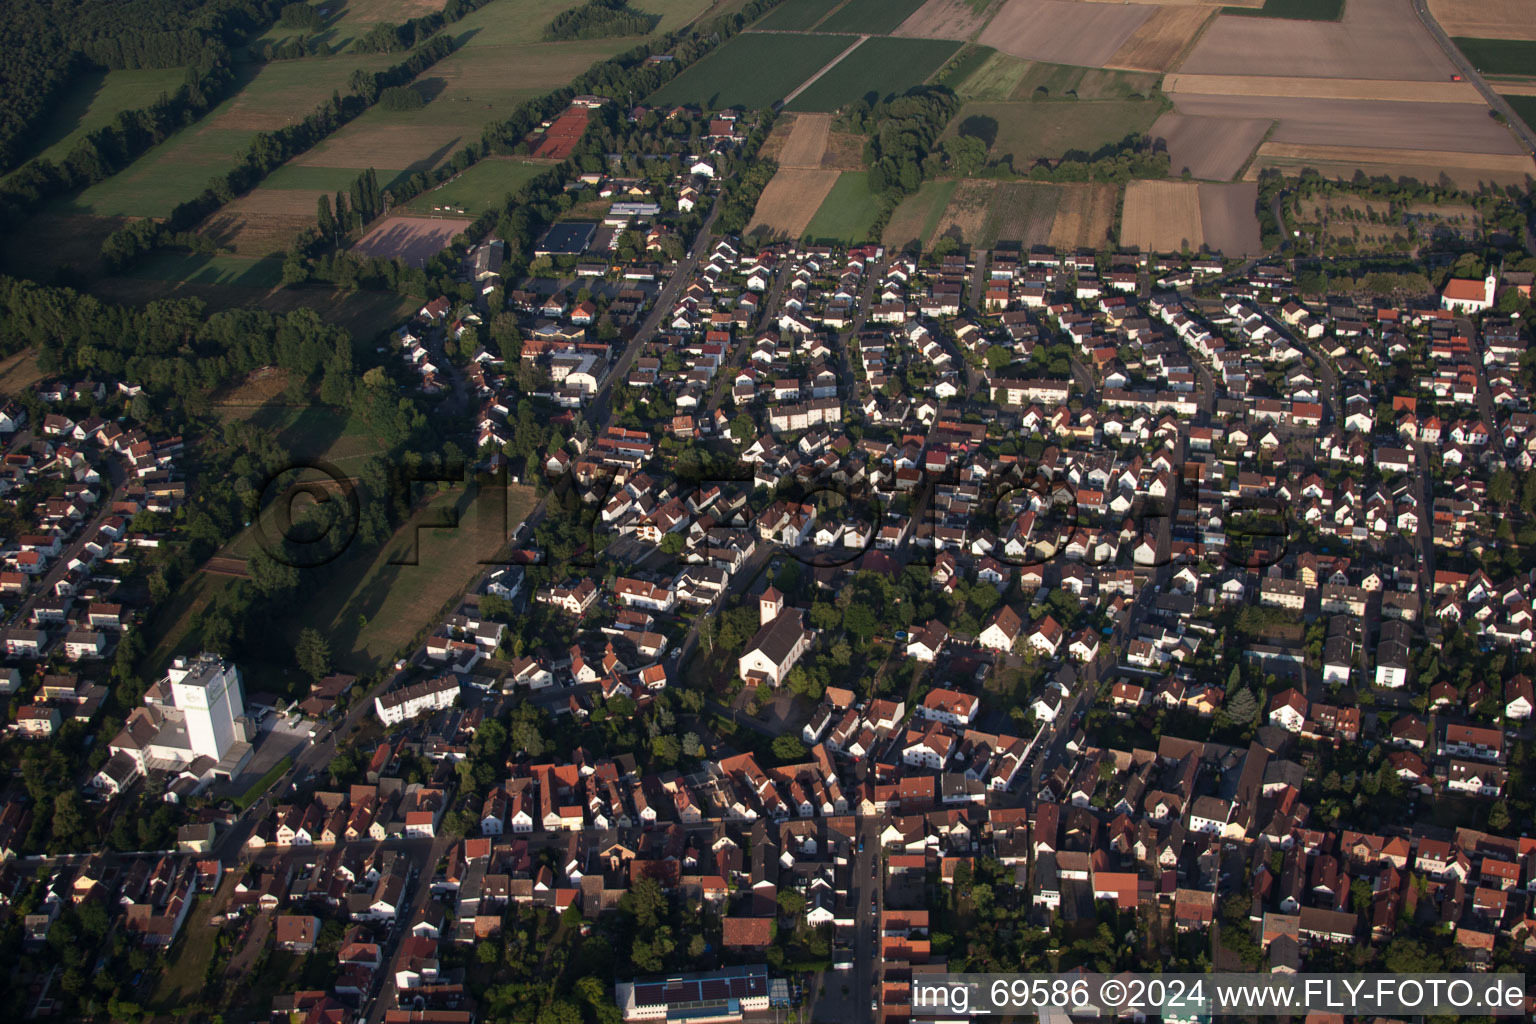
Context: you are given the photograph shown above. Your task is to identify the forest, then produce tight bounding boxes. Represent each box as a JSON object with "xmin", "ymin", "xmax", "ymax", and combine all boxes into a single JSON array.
[{"xmin": 543, "ymin": 0, "xmax": 658, "ymax": 41}]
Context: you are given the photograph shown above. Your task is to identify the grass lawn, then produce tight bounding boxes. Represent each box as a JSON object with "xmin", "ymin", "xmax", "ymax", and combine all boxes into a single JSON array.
[
  {"xmin": 1504, "ymin": 94, "xmax": 1536, "ymax": 134},
  {"xmin": 785, "ymin": 37, "xmax": 961, "ymax": 112},
  {"xmin": 398, "ymin": 157, "xmax": 550, "ymax": 215},
  {"xmin": 1012, "ymin": 62, "xmax": 1162, "ymax": 102},
  {"xmin": 261, "ymin": 164, "xmax": 396, "ymax": 191},
  {"xmin": 145, "ymin": 890, "xmax": 221, "ymax": 1012},
  {"xmin": 948, "ymin": 98, "xmax": 1163, "ymax": 168},
  {"xmin": 1223, "ymin": 0, "xmax": 1343, "ymax": 18},
  {"xmin": 648, "ymin": 31, "xmax": 859, "ymax": 109},
  {"xmin": 277, "ymin": 482, "xmax": 539, "ymax": 671},
  {"xmin": 803, "ymin": 171, "xmax": 883, "ymax": 243},
  {"xmin": 1455, "ymin": 38, "xmax": 1536, "ymax": 77},
  {"xmin": 59, "ymin": 53, "xmax": 399, "ymax": 217},
  {"xmin": 0, "ymin": 349, "xmax": 46, "ymax": 398},
  {"xmin": 121, "ymin": 252, "xmax": 286, "ymax": 289},
  {"xmin": 881, "ymin": 178, "xmax": 957, "ymax": 250},
  {"xmin": 232, "ymin": 755, "xmax": 294, "ymax": 811},
  {"xmin": 6, "ymin": 66, "xmax": 189, "ymax": 174},
  {"xmin": 812, "ymin": 0, "xmax": 928, "ymax": 34}
]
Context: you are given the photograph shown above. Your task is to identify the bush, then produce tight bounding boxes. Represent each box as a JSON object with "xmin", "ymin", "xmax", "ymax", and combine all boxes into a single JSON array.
[{"xmin": 379, "ymin": 85, "xmax": 425, "ymax": 111}]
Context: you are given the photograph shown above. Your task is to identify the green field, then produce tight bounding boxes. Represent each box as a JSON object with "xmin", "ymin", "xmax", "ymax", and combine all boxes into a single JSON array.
[
  {"xmin": 122, "ymin": 252, "xmax": 287, "ymax": 289},
  {"xmin": 8, "ymin": 66, "xmax": 190, "ymax": 173},
  {"xmin": 261, "ymin": 164, "xmax": 398, "ymax": 191},
  {"xmin": 1505, "ymin": 94, "xmax": 1536, "ymax": 135},
  {"xmin": 882, "ymin": 178, "xmax": 957, "ymax": 250},
  {"xmin": 1224, "ymin": 0, "xmax": 1343, "ymax": 18},
  {"xmin": 947, "ymin": 98, "xmax": 1163, "ymax": 167},
  {"xmin": 59, "ymin": 53, "xmax": 399, "ymax": 217},
  {"xmin": 750, "ymin": 0, "xmax": 839, "ymax": 30},
  {"xmin": 812, "ymin": 0, "xmax": 929, "ymax": 34},
  {"xmin": 648, "ymin": 31, "xmax": 860, "ymax": 108},
  {"xmin": 959, "ymin": 56, "xmax": 1163, "ymax": 102},
  {"xmin": 399, "ymin": 157, "xmax": 549, "ymax": 215},
  {"xmin": 785, "ymin": 37, "xmax": 961, "ymax": 112},
  {"xmin": 1453, "ymin": 38, "xmax": 1536, "ymax": 77},
  {"xmin": 803, "ymin": 171, "xmax": 884, "ymax": 243}
]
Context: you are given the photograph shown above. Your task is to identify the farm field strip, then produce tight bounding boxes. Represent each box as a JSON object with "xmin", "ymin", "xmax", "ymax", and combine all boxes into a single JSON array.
[
  {"xmin": 882, "ymin": 178, "xmax": 958, "ymax": 249},
  {"xmin": 1046, "ymin": 183, "xmax": 1118, "ymax": 250},
  {"xmin": 1150, "ymin": 110, "xmax": 1271, "ymax": 180},
  {"xmin": 1169, "ymin": 93, "xmax": 1524, "ymax": 155},
  {"xmin": 802, "ymin": 171, "xmax": 884, "ymax": 243},
  {"xmin": 747, "ymin": 167, "xmax": 840, "ymax": 239},
  {"xmin": 777, "ymin": 114, "xmax": 834, "ymax": 168},
  {"xmin": 1164, "ymin": 74, "xmax": 1484, "ymax": 102},
  {"xmin": 979, "ymin": 0, "xmax": 1156, "ymax": 69},
  {"xmin": 647, "ymin": 31, "xmax": 858, "ymax": 109},
  {"xmin": 1428, "ymin": 0, "xmax": 1536, "ymax": 40},
  {"xmin": 1450, "ymin": 38, "xmax": 1536, "ymax": 76},
  {"xmin": 946, "ymin": 98, "xmax": 1164, "ymax": 167},
  {"xmin": 1243, "ymin": 141, "xmax": 1536, "ymax": 176},
  {"xmin": 1197, "ymin": 181, "xmax": 1261, "ymax": 255},
  {"xmin": 785, "ymin": 36, "xmax": 961, "ymax": 111},
  {"xmin": 1105, "ymin": 6, "xmax": 1213, "ymax": 72},
  {"xmin": 8, "ymin": 66, "xmax": 189, "ymax": 174},
  {"xmin": 813, "ymin": 0, "xmax": 931, "ymax": 34},
  {"xmin": 1121, "ymin": 179, "xmax": 1203, "ymax": 253},
  {"xmin": 1179, "ymin": 0, "xmax": 1455, "ymax": 80},
  {"xmin": 892, "ymin": 0, "xmax": 998, "ymax": 39}
]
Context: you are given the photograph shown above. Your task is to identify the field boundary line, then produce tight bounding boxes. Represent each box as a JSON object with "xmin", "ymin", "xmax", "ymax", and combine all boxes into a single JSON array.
[
  {"xmin": 1164, "ymin": 7, "xmax": 1222, "ymax": 74},
  {"xmin": 781, "ymin": 34, "xmax": 871, "ymax": 106}
]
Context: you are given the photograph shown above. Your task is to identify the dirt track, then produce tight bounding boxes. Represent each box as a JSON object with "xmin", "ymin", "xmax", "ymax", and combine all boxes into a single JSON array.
[
  {"xmin": 979, "ymin": 0, "xmax": 1155, "ymax": 68},
  {"xmin": 1121, "ymin": 180, "xmax": 1203, "ymax": 253},
  {"xmin": 1106, "ymin": 7, "xmax": 1212, "ymax": 71},
  {"xmin": 1427, "ymin": 0, "xmax": 1536, "ymax": 40},
  {"xmin": 1180, "ymin": 0, "xmax": 1456, "ymax": 80},
  {"xmin": 1150, "ymin": 111, "xmax": 1270, "ymax": 180},
  {"xmin": 353, "ymin": 214, "xmax": 471, "ymax": 265}
]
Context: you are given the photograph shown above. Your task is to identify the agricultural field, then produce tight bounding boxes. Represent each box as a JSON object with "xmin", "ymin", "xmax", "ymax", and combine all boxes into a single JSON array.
[
  {"xmin": 1121, "ymin": 179, "xmax": 1260, "ymax": 254},
  {"xmin": 778, "ymin": 113, "xmax": 833, "ymax": 167},
  {"xmin": 882, "ymin": 178, "xmax": 958, "ymax": 250},
  {"xmin": 785, "ymin": 37, "xmax": 962, "ymax": 112},
  {"xmin": 1150, "ymin": 110, "xmax": 1271, "ymax": 180},
  {"xmin": 748, "ymin": 168, "xmax": 840, "ymax": 238},
  {"xmin": 1243, "ymin": 141, "xmax": 1536, "ymax": 188},
  {"xmin": 1505, "ymin": 95, "xmax": 1536, "ymax": 135},
  {"xmin": 1429, "ymin": 0, "xmax": 1536, "ymax": 41},
  {"xmin": 893, "ymin": 0, "xmax": 998, "ymax": 39},
  {"xmin": 1181, "ymin": 0, "xmax": 1455, "ymax": 79},
  {"xmin": 752, "ymin": 0, "xmax": 841, "ymax": 30},
  {"xmin": 814, "ymin": 0, "xmax": 932, "ymax": 34},
  {"xmin": 398, "ymin": 157, "xmax": 548, "ymax": 216},
  {"xmin": 802, "ymin": 171, "xmax": 884, "ymax": 243},
  {"xmin": 57, "ymin": 53, "xmax": 399, "ymax": 219},
  {"xmin": 1168, "ymin": 93, "xmax": 1522, "ymax": 154},
  {"xmin": 119, "ymin": 252, "xmax": 287, "ymax": 289},
  {"xmin": 1121, "ymin": 179, "xmax": 1204, "ymax": 252},
  {"xmin": 1047, "ymin": 182, "xmax": 1119, "ymax": 249},
  {"xmin": 201, "ymin": 190, "xmax": 335, "ymax": 257},
  {"xmin": 947, "ymin": 98, "xmax": 1164, "ymax": 167},
  {"xmin": 1197, "ymin": 181, "xmax": 1261, "ymax": 255},
  {"xmin": 1105, "ymin": 6, "xmax": 1213, "ymax": 71},
  {"xmin": 7, "ymin": 66, "xmax": 189, "ymax": 173},
  {"xmin": 352, "ymin": 214, "xmax": 471, "ymax": 263},
  {"xmin": 956, "ymin": 52, "xmax": 1161, "ymax": 101},
  {"xmin": 1224, "ymin": 0, "xmax": 1342, "ymax": 19},
  {"xmin": 979, "ymin": 0, "xmax": 1156, "ymax": 68},
  {"xmin": 1451, "ymin": 38, "xmax": 1536, "ymax": 76},
  {"xmin": 648, "ymin": 31, "xmax": 859, "ymax": 108}
]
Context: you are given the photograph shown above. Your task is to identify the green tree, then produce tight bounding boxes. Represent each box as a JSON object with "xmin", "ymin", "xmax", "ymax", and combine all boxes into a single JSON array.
[{"xmin": 296, "ymin": 627, "xmax": 331, "ymax": 681}]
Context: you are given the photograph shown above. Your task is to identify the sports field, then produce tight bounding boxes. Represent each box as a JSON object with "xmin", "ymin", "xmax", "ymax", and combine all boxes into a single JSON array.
[
  {"xmin": 353, "ymin": 214, "xmax": 471, "ymax": 264},
  {"xmin": 398, "ymin": 157, "xmax": 549, "ymax": 215},
  {"xmin": 8, "ymin": 66, "xmax": 189, "ymax": 173},
  {"xmin": 803, "ymin": 172, "xmax": 884, "ymax": 243},
  {"xmin": 58, "ymin": 53, "xmax": 399, "ymax": 218},
  {"xmin": 648, "ymin": 31, "xmax": 860, "ymax": 108},
  {"xmin": 785, "ymin": 37, "xmax": 962, "ymax": 112}
]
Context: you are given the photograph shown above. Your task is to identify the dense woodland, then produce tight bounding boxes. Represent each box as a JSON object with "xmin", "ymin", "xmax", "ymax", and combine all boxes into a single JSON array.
[
  {"xmin": 543, "ymin": 0, "xmax": 659, "ymax": 41},
  {"xmin": 0, "ymin": 0, "xmax": 287, "ymax": 174}
]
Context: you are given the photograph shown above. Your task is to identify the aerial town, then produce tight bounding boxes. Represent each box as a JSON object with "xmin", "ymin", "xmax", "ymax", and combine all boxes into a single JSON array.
[{"xmin": 2, "ymin": 0, "xmax": 1536, "ymax": 1021}]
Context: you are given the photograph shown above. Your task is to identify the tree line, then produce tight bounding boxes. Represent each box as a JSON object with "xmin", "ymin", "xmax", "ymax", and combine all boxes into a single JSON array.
[
  {"xmin": 0, "ymin": 0, "xmax": 287, "ymax": 174},
  {"xmin": 100, "ymin": 33, "xmax": 459, "ymax": 271},
  {"xmin": 543, "ymin": 0, "xmax": 658, "ymax": 41},
  {"xmin": 351, "ymin": 0, "xmax": 500, "ymax": 53}
]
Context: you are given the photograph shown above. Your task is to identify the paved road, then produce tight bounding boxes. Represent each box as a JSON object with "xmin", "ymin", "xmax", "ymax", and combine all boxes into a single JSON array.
[{"xmin": 1409, "ymin": 0, "xmax": 1536, "ymax": 154}]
